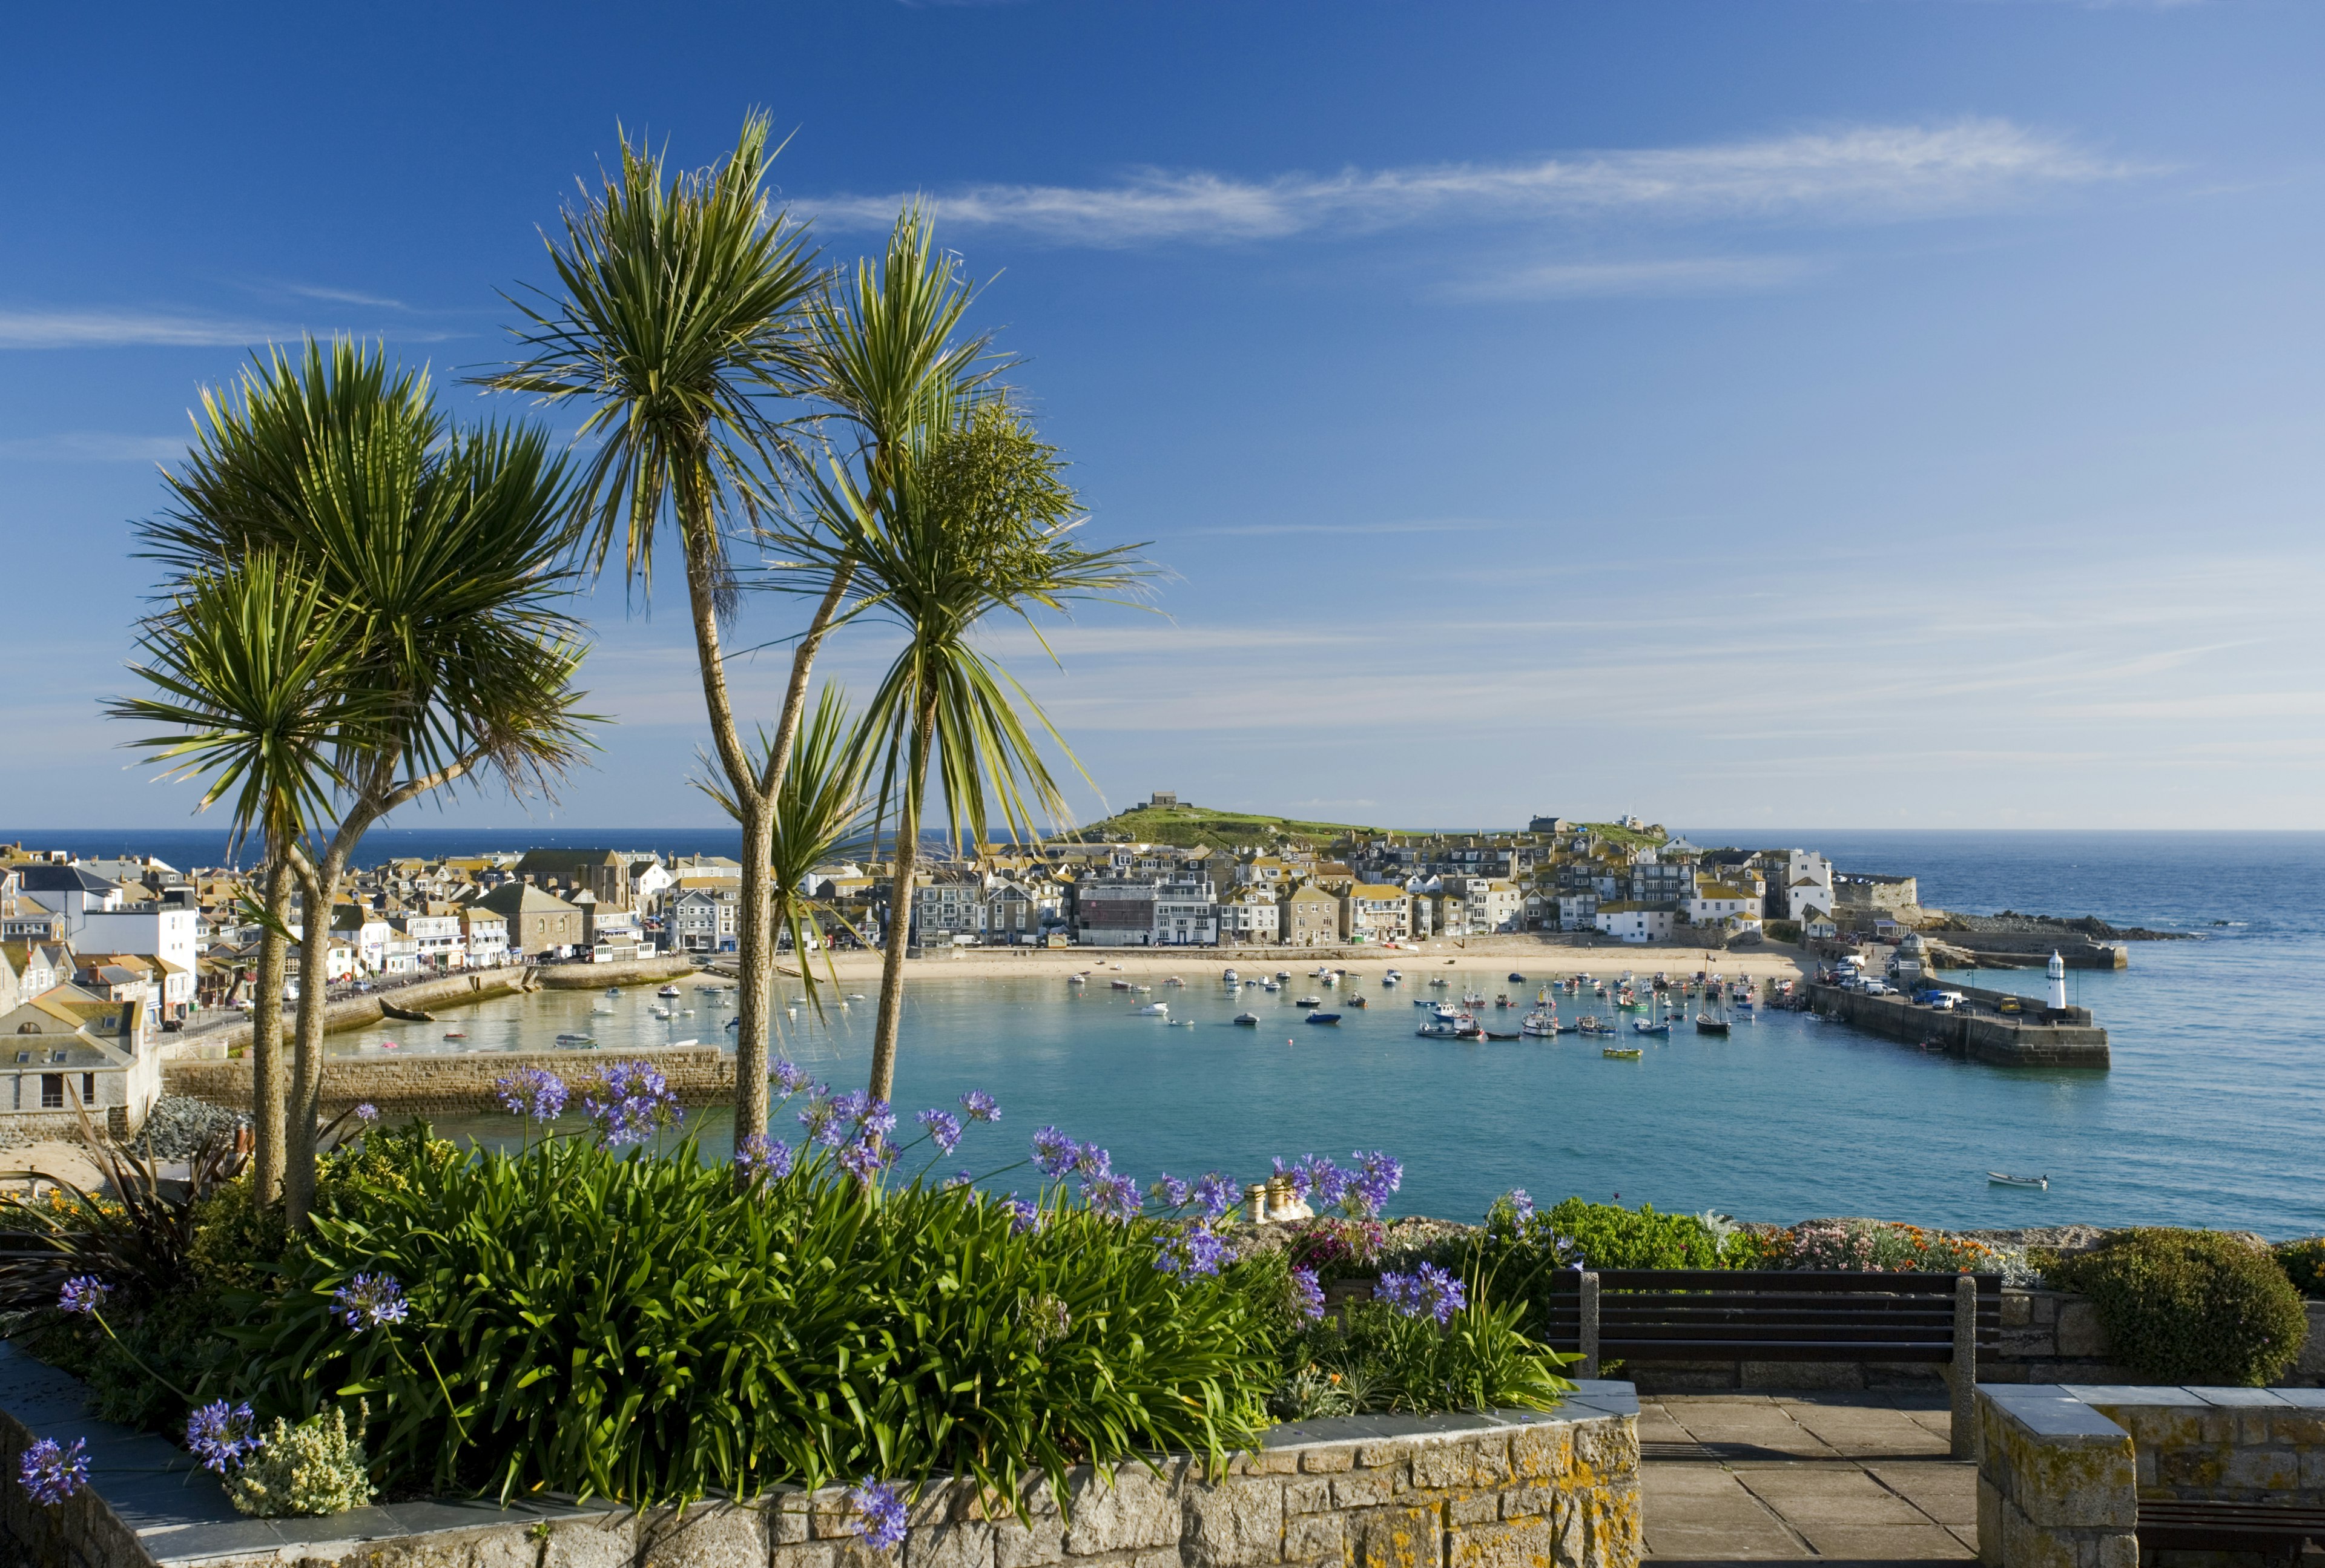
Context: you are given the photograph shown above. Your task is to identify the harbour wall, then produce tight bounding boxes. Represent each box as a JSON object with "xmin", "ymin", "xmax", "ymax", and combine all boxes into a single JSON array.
[
  {"xmin": 163, "ymin": 957, "xmax": 699, "ymax": 1060},
  {"xmin": 162, "ymin": 1043, "xmax": 736, "ymax": 1118},
  {"xmin": 1807, "ymin": 982, "xmax": 2110, "ymax": 1069},
  {"xmin": 1925, "ymin": 932, "xmax": 2128, "ymax": 970}
]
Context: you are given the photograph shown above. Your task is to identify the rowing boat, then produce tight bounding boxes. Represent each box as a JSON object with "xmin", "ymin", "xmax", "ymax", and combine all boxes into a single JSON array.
[{"xmin": 1987, "ymin": 1171, "xmax": 2049, "ymax": 1190}]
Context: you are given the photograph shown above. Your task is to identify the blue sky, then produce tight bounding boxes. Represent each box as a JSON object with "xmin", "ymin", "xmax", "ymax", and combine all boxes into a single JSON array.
[{"xmin": 4, "ymin": 1, "xmax": 2321, "ymax": 833}]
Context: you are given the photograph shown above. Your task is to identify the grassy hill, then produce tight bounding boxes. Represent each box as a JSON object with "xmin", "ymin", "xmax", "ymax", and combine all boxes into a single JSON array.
[{"xmin": 1057, "ymin": 801, "xmax": 1663, "ymax": 854}]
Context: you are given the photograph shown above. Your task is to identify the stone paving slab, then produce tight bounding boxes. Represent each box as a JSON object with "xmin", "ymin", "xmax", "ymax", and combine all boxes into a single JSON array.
[{"xmin": 1643, "ymin": 1391, "xmax": 1980, "ymax": 1564}]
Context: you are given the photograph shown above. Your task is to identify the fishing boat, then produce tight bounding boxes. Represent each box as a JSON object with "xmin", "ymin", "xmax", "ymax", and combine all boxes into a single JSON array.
[
  {"xmin": 1460, "ymin": 989, "xmax": 1487, "ymax": 1006},
  {"xmin": 1133, "ymin": 1001, "xmax": 1169, "ymax": 1016},
  {"xmin": 1632, "ymin": 1018, "xmax": 1670, "ymax": 1036},
  {"xmin": 1576, "ymin": 1015, "xmax": 1612, "ymax": 1036},
  {"xmin": 1305, "ymin": 1012, "xmax": 1341, "ymax": 1025},
  {"xmin": 1233, "ymin": 1012, "xmax": 1260, "ymax": 1026},
  {"xmin": 1694, "ymin": 1015, "xmax": 1730, "ymax": 1036},
  {"xmin": 1494, "ymin": 993, "xmax": 1512, "ymax": 1008},
  {"xmin": 657, "ymin": 984, "xmax": 682, "ymax": 998},
  {"xmin": 1416, "ymin": 1021, "xmax": 1465, "ymax": 1039},
  {"xmin": 1603, "ymin": 1047, "xmax": 1643, "ymax": 1059},
  {"xmin": 380, "ymin": 1000, "xmax": 435, "ymax": 1023},
  {"xmin": 1988, "ymin": 1172, "xmax": 2050, "ymax": 1190},
  {"xmin": 1348, "ymin": 995, "xmax": 1368, "ymax": 1008},
  {"xmin": 1483, "ymin": 1029, "xmax": 1520, "ymax": 1041},
  {"xmin": 1520, "ymin": 1012, "xmax": 1557, "ymax": 1037},
  {"xmin": 1429, "ymin": 976, "xmax": 1449, "ymax": 989},
  {"xmin": 1430, "ymin": 1003, "xmax": 1460, "ymax": 1021}
]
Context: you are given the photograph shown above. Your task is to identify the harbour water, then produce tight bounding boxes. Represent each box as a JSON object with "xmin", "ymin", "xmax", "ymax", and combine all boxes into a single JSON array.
[{"xmin": 19, "ymin": 827, "xmax": 2323, "ymax": 1236}]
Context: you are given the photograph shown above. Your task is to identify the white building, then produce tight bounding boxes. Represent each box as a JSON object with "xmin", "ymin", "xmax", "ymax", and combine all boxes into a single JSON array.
[
  {"xmin": 1152, "ymin": 876, "xmax": 1218, "ymax": 947},
  {"xmin": 1595, "ymin": 902, "xmax": 1675, "ymax": 943}
]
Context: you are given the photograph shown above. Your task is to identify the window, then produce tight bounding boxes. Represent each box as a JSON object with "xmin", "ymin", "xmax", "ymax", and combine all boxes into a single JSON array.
[
  {"xmin": 49, "ymin": 1050, "xmax": 66, "ymax": 1064},
  {"xmin": 81, "ymin": 1073, "xmax": 94, "ymax": 1106},
  {"xmin": 39, "ymin": 1075, "xmax": 62, "ymax": 1109}
]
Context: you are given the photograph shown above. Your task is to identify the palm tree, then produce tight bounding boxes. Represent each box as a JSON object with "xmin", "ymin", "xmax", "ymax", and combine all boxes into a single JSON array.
[
  {"xmin": 481, "ymin": 116, "xmax": 825, "ymax": 1142},
  {"xmin": 693, "ymin": 683, "xmax": 872, "ymax": 1024},
  {"xmin": 142, "ymin": 339, "xmax": 596, "ymax": 1224},
  {"xmin": 809, "ymin": 398, "xmax": 1149, "ymax": 1102},
  {"xmin": 108, "ymin": 554, "xmax": 375, "ymax": 1204}
]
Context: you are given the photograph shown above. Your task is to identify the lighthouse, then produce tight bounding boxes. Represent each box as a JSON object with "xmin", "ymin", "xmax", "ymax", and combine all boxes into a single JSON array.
[{"xmin": 2047, "ymin": 950, "xmax": 2067, "ymax": 1012}]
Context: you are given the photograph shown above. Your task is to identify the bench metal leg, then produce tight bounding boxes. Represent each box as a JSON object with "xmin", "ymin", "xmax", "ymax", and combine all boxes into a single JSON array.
[
  {"xmin": 1580, "ymin": 1271, "xmax": 1600, "ymax": 1379},
  {"xmin": 1950, "ymin": 1273, "xmax": 1976, "ymax": 1460}
]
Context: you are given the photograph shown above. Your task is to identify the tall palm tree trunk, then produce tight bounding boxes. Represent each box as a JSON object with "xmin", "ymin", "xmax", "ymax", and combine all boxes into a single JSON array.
[
  {"xmin": 286, "ymin": 840, "xmax": 354, "ymax": 1225},
  {"xmin": 251, "ymin": 853, "xmax": 292, "ymax": 1203},
  {"xmin": 868, "ymin": 688, "xmax": 940, "ymax": 1104},
  {"xmin": 676, "ymin": 489, "xmax": 778, "ymax": 1138}
]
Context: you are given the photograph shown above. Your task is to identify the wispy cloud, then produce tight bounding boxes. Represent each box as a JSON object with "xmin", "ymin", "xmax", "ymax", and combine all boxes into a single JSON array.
[
  {"xmin": 806, "ymin": 119, "xmax": 2136, "ymax": 247},
  {"xmin": 0, "ymin": 309, "xmax": 286, "ymax": 349},
  {"xmin": 284, "ymin": 283, "xmax": 411, "ymax": 310},
  {"xmin": 1448, "ymin": 255, "xmax": 1821, "ymax": 301},
  {"xmin": 0, "ymin": 432, "xmax": 183, "ymax": 463}
]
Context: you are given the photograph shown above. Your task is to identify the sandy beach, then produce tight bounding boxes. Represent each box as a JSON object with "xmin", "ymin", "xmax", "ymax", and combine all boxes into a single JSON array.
[{"xmin": 758, "ymin": 932, "xmax": 1813, "ymax": 987}]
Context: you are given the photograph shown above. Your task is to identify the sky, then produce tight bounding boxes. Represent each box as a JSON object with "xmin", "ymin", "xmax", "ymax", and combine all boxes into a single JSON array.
[{"xmin": 2, "ymin": 0, "xmax": 2321, "ymax": 834}]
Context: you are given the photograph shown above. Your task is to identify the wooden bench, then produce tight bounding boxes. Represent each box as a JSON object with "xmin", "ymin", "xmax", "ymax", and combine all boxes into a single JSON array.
[
  {"xmin": 1534, "ymin": 1270, "xmax": 2002, "ymax": 1455},
  {"xmin": 2137, "ymin": 1498, "xmax": 2325, "ymax": 1561}
]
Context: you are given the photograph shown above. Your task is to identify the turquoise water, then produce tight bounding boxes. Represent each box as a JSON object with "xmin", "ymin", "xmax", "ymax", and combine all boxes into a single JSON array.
[
  {"xmin": 20, "ymin": 824, "xmax": 2300, "ymax": 1234},
  {"xmin": 382, "ymin": 831, "xmax": 2325, "ymax": 1237}
]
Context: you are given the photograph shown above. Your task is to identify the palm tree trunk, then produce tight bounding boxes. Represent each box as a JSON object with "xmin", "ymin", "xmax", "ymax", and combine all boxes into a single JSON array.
[
  {"xmin": 868, "ymin": 688, "xmax": 939, "ymax": 1104},
  {"xmin": 674, "ymin": 483, "xmax": 775, "ymax": 1134},
  {"xmin": 731, "ymin": 792, "xmax": 776, "ymax": 1139},
  {"xmin": 250, "ymin": 852, "xmax": 292, "ymax": 1205},
  {"xmin": 285, "ymin": 839, "xmax": 353, "ymax": 1227}
]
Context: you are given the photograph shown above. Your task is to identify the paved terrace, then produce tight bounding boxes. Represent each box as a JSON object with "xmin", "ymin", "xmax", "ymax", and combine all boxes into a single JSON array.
[{"xmin": 1641, "ymin": 1391, "xmax": 1975, "ymax": 1563}]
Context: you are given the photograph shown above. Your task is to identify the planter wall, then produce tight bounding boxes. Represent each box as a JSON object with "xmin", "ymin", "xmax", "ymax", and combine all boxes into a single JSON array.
[{"xmin": 0, "ymin": 1341, "xmax": 1643, "ymax": 1568}]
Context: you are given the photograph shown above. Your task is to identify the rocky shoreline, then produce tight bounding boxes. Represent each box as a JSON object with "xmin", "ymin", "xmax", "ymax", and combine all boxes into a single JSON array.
[{"xmin": 1924, "ymin": 909, "xmax": 2195, "ymax": 942}]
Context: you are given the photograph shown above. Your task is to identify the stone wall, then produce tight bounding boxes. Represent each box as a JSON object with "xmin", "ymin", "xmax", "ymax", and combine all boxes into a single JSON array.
[
  {"xmin": 1807, "ymin": 981, "xmax": 2110, "ymax": 1068},
  {"xmin": 0, "ymin": 1348, "xmax": 1644, "ymax": 1568},
  {"xmin": 163, "ymin": 1044, "xmax": 737, "ymax": 1118}
]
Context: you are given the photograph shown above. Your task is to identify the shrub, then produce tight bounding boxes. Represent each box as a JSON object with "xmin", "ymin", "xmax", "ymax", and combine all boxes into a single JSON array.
[
  {"xmin": 1759, "ymin": 1220, "xmax": 2000, "ymax": 1274},
  {"xmin": 225, "ymin": 1405, "xmax": 375, "ymax": 1517},
  {"xmin": 2274, "ymin": 1238, "xmax": 2325, "ymax": 1299},
  {"xmin": 2046, "ymin": 1228, "xmax": 2308, "ymax": 1386},
  {"xmin": 227, "ymin": 1121, "xmax": 1279, "ymax": 1507},
  {"xmin": 1545, "ymin": 1198, "xmax": 1732, "ymax": 1270}
]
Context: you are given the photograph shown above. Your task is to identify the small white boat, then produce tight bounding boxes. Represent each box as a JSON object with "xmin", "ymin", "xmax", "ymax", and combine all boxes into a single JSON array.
[
  {"xmin": 1110, "ymin": 980, "xmax": 1134, "ymax": 990},
  {"xmin": 590, "ymin": 1004, "xmax": 615, "ymax": 1016},
  {"xmin": 1263, "ymin": 981, "xmax": 1281, "ymax": 993},
  {"xmin": 1383, "ymin": 969, "xmax": 1402, "ymax": 985},
  {"xmin": 605, "ymin": 987, "xmax": 622, "ymax": 997},
  {"xmin": 1133, "ymin": 1001, "xmax": 1170, "ymax": 1016},
  {"xmin": 848, "ymin": 993, "xmax": 866, "ymax": 1000},
  {"xmin": 1295, "ymin": 995, "xmax": 1321, "ymax": 1007},
  {"xmin": 1275, "ymin": 970, "xmax": 1291, "ymax": 982},
  {"xmin": 1988, "ymin": 1171, "xmax": 2050, "ymax": 1190},
  {"xmin": 1221, "ymin": 968, "xmax": 1239, "ymax": 983},
  {"xmin": 1164, "ymin": 977, "xmax": 1185, "ymax": 987},
  {"xmin": 657, "ymin": 984, "xmax": 682, "ymax": 998},
  {"xmin": 1233, "ymin": 1012, "xmax": 1260, "ymax": 1026},
  {"xmin": 1069, "ymin": 973, "xmax": 1087, "ymax": 986},
  {"xmin": 651, "ymin": 1006, "xmax": 671, "ymax": 1019}
]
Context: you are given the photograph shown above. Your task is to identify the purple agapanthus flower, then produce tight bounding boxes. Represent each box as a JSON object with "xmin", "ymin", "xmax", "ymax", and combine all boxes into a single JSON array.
[
  {"xmin": 58, "ymin": 1275, "xmax": 107, "ymax": 1316},
  {"xmin": 1270, "ymin": 1155, "xmax": 1309, "ymax": 1197},
  {"xmin": 959, "ymin": 1090, "xmax": 1000, "ymax": 1123},
  {"xmin": 1031, "ymin": 1125, "xmax": 1076, "ymax": 1178},
  {"xmin": 834, "ymin": 1133, "xmax": 895, "ymax": 1185},
  {"xmin": 354, "ymin": 1103, "xmax": 380, "ymax": 1124},
  {"xmin": 332, "ymin": 1271, "xmax": 409, "ymax": 1332},
  {"xmin": 1153, "ymin": 1225, "xmax": 1231, "ymax": 1280},
  {"xmin": 495, "ymin": 1066, "xmax": 568, "ymax": 1122},
  {"xmin": 584, "ymin": 1060, "xmax": 684, "ymax": 1147},
  {"xmin": 1001, "ymin": 1195, "xmax": 1041, "ymax": 1234},
  {"xmin": 849, "ymin": 1476, "xmax": 909, "ymax": 1552},
  {"xmin": 771, "ymin": 1058, "xmax": 811, "ymax": 1097},
  {"xmin": 943, "ymin": 1170, "xmax": 974, "ymax": 1190},
  {"xmin": 799, "ymin": 1093, "xmax": 842, "ymax": 1146},
  {"xmin": 185, "ymin": 1400, "xmax": 263, "ymax": 1474},
  {"xmin": 1379, "ymin": 1261, "xmax": 1465, "ymax": 1326},
  {"xmin": 1071, "ymin": 1141, "xmax": 1111, "ymax": 1179},
  {"xmin": 1189, "ymin": 1171, "xmax": 1238, "ymax": 1220},
  {"xmin": 1084, "ymin": 1171, "xmax": 1141, "ymax": 1224},
  {"xmin": 1298, "ymin": 1155, "xmax": 1351, "ymax": 1210},
  {"xmin": 18, "ymin": 1437, "xmax": 87, "ymax": 1505},
  {"xmin": 829, "ymin": 1090, "xmax": 896, "ymax": 1140},
  {"xmin": 1506, "ymin": 1188, "xmax": 1536, "ymax": 1222},
  {"xmin": 916, "ymin": 1108, "xmax": 963, "ymax": 1154},
  {"xmin": 735, "ymin": 1133, "xmax": 794, "ymax": 1180},
  {"xmin": 1153, "ymin": 1173, "xmax": 1191, "ymax": 1208},
  {"xmin": 1347, "ymin": 1150, "xmax": 1402, "ymax": 1217},
  {"xmin": 1290, "ymin": 1267, "xmax": 1327, "ymax": 1323}
]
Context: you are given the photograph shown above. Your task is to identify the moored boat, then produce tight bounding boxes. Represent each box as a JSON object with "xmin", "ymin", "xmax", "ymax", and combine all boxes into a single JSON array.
[
  {"xmin": 1987, "ymin": 1171, "xmax": 2049, "ymax": 1189},
  {"xmin": 1695, "ymin": 1015, "xmax": 1730, "ymax": 1035},
  {"xmin": 1305, "ymin": 1012, "xmax": 1341, "ymax": 1025},
  {"xmin": 658, "ymin": 984, "xmax": 682, "ymax": 998},
  {"xmin": 1233, "ymin": 1012, "xmax": 1260, "ymax": 1026},
  {"xmin": 1133, "ymin": 1001, "xmax": 1169, "ymax": 1016},
  {"xmin": 1603, "ymin": 1047, "xmax": 1643, "ymax": 1059}
]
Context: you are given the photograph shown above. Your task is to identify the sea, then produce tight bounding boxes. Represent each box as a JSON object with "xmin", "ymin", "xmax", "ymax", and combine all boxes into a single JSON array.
[{"xmin": 11, "ymin": 827, "xmax": 2321, "ymax": 1237}]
